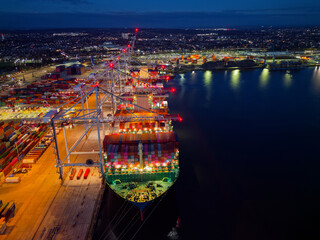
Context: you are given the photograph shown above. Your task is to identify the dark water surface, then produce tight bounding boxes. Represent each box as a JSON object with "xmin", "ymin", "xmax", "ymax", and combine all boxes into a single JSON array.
[
  {"xmin": 95, "ymin": 68, "xmax": 320, "ymax": 240},
  {"xmin": 166, "ymin": 68, "xmax": 320, "ymax": 240}
]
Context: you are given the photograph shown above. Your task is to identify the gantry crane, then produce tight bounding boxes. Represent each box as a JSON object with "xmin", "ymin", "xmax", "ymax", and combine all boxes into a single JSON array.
[{"xmin": 21, "ymin": 29, "xmax": 181, "ymax": 180}]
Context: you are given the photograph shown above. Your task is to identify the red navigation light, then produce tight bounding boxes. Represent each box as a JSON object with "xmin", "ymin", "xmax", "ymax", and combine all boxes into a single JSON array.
[
  {"xmin": 171, "ymin": 88, "xmax": 175, "ymax": 93},
  {"xmin": 135, "ymin": 28, "xmax": 139, "ymax": 33},
  {"xmin": 178, "ymin": 116, "xmax": 183, "ymax": 122},
  {"xmin": 166, "ymin": 76, "xmax": 170, "ymax": 81},
  {"xmin": 109, "ymin": 63, "xmax": 114, "ymax": 68},
  {"xmin": 161, "ymin": 65, "xmax": 165, "ymax": 69},
  {"xmin": 127, "ymin": 44, "xmax": 131, "ymax": 48},
  {"xmin": 123, "ymin": 49, "xmax": 127, "ymax": 53}
]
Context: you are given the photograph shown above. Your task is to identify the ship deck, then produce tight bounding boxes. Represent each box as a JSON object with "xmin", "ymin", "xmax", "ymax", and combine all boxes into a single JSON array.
[{"xmin": 109, "ymin": 179, "xmax": 174, "ymax": 203}]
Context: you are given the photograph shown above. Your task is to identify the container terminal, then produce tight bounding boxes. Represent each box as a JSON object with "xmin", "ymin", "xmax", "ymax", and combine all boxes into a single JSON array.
[{"xmin": 0, "ymin": 29, "xmax": 181, "ymax": 239}]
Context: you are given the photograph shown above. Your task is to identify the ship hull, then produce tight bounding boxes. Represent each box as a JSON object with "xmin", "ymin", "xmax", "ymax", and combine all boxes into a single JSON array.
[
  {"xmin": 93, "ymin": 181, "xmax": 179, "ymax": 240},
  {"xmin": 105, "ymin": 169, "xmax": 179, "ymax": 210}
]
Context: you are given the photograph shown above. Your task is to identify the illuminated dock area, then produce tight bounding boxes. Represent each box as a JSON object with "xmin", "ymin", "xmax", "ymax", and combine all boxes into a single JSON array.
[{"xmin": 0, "ymin": 125, "xmax": 104, "ymax": 240}]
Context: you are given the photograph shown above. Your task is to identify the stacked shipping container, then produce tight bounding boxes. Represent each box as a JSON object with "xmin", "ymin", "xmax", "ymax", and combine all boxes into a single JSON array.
[
  {"xmin": 0, "ymin": 121, "xmax": 48, "ymax": 177},
  {"xmin": 0, "ymin": 79, "xmax": 80, "ymax": 106},
  {"xmin": 103, "ymin": 132, "xmax": 178, "ymax": 174}
]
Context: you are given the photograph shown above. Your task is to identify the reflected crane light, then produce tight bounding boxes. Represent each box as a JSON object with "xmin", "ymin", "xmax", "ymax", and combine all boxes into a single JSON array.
[
  {"xmin": 230, "ymin": 69, "xmax": 240, "ymax": 90},
  {"xmin": 312, "ymin": 66, "xmax": 320, "ymax": 91},
  {"xmin": 284, "ymin": 71, "xmax": 292, "ymax": 87},
  {"xmin": 204, "ymin": 70, "xmax": 212, "ymax": 86},
  {"xmin": 259, "ymin": 68, "xmax": 270, "ymax": 89}
]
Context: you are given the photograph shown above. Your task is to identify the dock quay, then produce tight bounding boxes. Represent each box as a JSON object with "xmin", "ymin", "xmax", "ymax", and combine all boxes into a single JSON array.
[{"xmin": 0, "ymin": 124, "xmax": 105, "ymax": 240}]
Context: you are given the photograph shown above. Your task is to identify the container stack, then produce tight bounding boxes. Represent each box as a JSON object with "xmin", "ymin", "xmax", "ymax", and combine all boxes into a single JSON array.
[
  {"xmin": 103, "ymin": 132, "xmax": 178, "ymax": 174},
  {"xmin": 0, "ymin": 107, "xmax": 53, "ymax": 121},
  {"xmin": 22, "ymin": 131, "xmax": 53, "ymax": 164},
  {"xmin": 0, "ymin": 121, "xmax": 49, "ymax": 177},
  {"xmin": 0, "ymin": 79, "xmax": 81, "ymax": 106}
]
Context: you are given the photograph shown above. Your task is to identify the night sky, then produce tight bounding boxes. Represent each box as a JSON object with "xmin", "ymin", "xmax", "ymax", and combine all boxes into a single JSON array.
[{"xmin": 1, "ymin": 0, "xmax": 320, "ymax": 29}]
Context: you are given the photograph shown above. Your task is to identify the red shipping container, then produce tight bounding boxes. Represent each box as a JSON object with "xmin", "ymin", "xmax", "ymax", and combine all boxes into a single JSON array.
[
  {"xmin": 9, "ymin": 157, "xmax": 18, "ymax": 167},
  {"xmin": 84, "ymin": 168, "xmax": 90, "ymax": 179},
  {"xmin": 77, "ymin": 169, "xmax": 83, "ymax": 180},
  {"xmin": 2, "ymin": 164, "xmax": 12, "ymax": 176},
  {"xmin": 69, "ymin": 168, "xmax": 77, "ymax": 180}
]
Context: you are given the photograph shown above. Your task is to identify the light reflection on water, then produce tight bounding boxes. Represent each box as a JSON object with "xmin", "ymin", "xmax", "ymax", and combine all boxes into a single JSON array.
[
  {"xmin": 312, "ymin": 67, "xmax": 320, "ymax": 92},
  {"xmin": 165, "ymin": 67, "xmax": 320, "ymax": 240},
  {"xmin": 190, "ymin": 71, "xmax": 197, "ymax": 82},
  {"xmin": 204, "ymin": 71, "xmax": 213, "ymax": 102},
  {"xmin": 284, "ymin": 71, "xmax": 292, "ymax": 87},
  {"xmin": 179, "ymin": 74, "xmax": 186, "ymax": 100},
  {"xmin": 204, "ymin": 70, "xmax": 212, "ymax": 86},
  {"xmin": 179, "ymin": 74, "xmax": 185, "ymax": 85},
  {"xmin": 230, "ymin": 69, "xmax": 240, "ymax": 90},
  {"xmin": 259, "ymin": 68, "xmax": 270, "ymax": 89}
]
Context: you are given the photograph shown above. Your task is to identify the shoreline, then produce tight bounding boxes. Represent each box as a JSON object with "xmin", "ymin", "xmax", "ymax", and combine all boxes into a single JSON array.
[{"xmin": 171, "ymin": 64, "xmax": 320, "ymax": 74}]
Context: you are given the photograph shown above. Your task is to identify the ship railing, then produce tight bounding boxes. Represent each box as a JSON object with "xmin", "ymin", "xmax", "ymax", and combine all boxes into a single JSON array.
[{"xmin": 101, "ymin": 114, "xmax": 180, "ymax": 122}]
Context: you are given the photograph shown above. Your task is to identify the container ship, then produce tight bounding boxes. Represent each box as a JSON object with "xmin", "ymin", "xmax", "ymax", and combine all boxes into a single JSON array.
[{"xmin": 103, "ymin": 78, "xmax": 180, "ymax": 210}]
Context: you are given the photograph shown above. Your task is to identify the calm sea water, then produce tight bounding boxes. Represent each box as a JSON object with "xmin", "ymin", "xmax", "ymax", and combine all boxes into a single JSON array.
[
  {"xmin": 166, "ymin": 67, "xmax": 320, "ymax": 240},
  {"xmin": 95, "ymin": 68, "xmax": 320, "ymax": 240}
]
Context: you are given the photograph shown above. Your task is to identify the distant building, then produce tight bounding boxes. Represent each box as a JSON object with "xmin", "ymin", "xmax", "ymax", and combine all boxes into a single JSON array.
[
  {"xmin": 122, "ymin": 33, "xmax": 129, "ymax": 39},
  {"xmin": 100, "ymin": 42, "xmax": 121, "ymax": 51},
  {"xmin": 56, "ymin": 65, "xmax": 65, "ymax": 73},
  {"xmin": 66, "ymin": 64, "xmax": 85, "ymax": 75}
]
